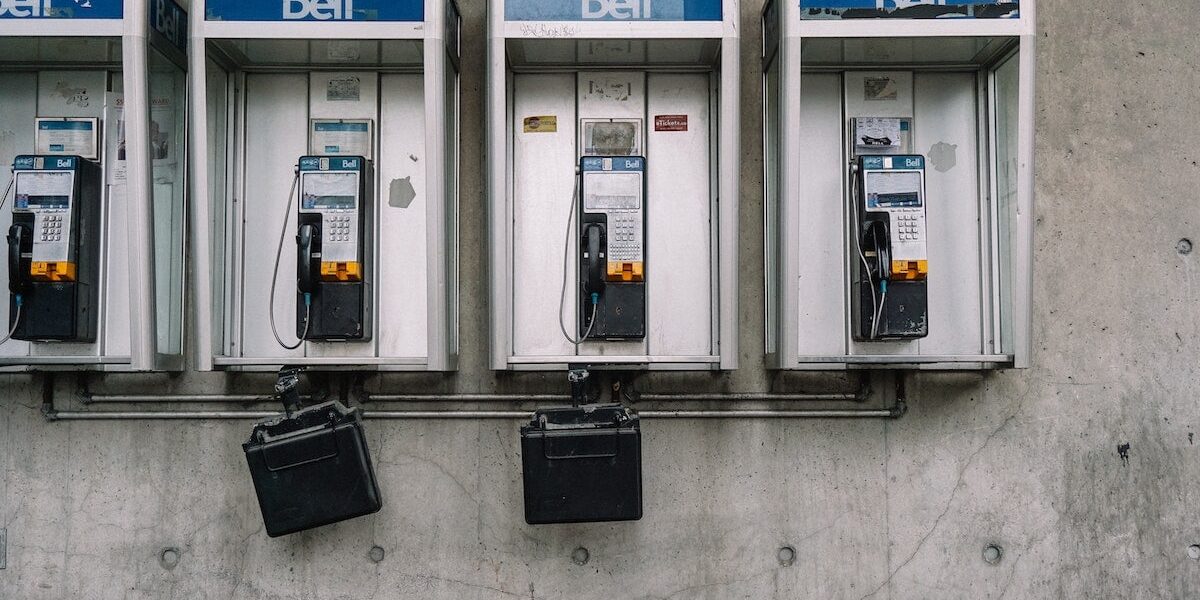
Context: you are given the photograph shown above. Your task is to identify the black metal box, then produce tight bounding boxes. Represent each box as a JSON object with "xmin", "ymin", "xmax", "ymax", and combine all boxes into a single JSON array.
[
  {"xmin": 520, "ymin": 405, "xmax": 642, "ymax": 524},
  {"xmin": 243, "ymin": 402, "xmax": 382, "ymax": 537}
]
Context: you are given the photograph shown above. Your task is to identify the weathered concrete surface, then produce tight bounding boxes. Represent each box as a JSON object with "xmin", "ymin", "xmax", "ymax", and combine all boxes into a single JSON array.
[{"xmin": 4, "ymin": 0, "xmax": 1200, "ymax": 598}]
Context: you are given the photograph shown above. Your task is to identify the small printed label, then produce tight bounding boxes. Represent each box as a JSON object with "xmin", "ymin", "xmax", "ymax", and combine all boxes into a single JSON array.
[
  {"xmin": 654, "ymin": 115, "xmax": 688, "ymax": 132},
  {"xmin": 523, "ymin": 115, "xmax": 558, "ymax": 133}
]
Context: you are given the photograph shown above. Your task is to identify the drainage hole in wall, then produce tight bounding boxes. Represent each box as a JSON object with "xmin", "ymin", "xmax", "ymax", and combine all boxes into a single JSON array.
[
  {"xmin": 369, "ymin": 546, "xmax": 385, "ymax": 563},
  {"xmin": 778, "ymin": 545, "xmax": 796, "ymax": 567},
  {"xmin": 571, "ymin": 547, "xmax": 590, "ymax": 566},
  {"xmin": 982, "ymin": 544, "xmax": 1003, "ymax": 565},
  {"xmin": 159, "ymin": 547, "xmax": 180, "ymax": 570},
  {"xmin": 1179, "ymin": 239, "xmax": 1194, "ymax": 255},
  {"xmin": 1188, "ymin": 545, "xmax": 1200, "ymax": 560}
]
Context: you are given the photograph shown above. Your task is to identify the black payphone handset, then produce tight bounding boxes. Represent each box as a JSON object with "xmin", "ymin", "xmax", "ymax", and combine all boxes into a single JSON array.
[
  {"xmin": 2, "ymin": 156, "xmax": 101, "ymax": 344},
  {"xmin": 851, "ymin": 154, "xmax": 929, "ymax": 341},
  {"xmin": 269, "ymin": 156, "xmax": 372, "ymax": 350}
]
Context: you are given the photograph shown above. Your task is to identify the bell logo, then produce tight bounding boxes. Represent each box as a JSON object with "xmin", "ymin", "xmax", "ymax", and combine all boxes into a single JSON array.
[
  {"xmin": 283, "ymin": 0, "xmax": 354, "ymax": 20},
  {"xmin": 582, "ymin": 0, "xmax": 651, "ymax": 20},
  {"xmin": 154, "ymin": 0, "xmax": 183, "ymax": 49},
  {"xmin": 0, "ymin": 0, "xmax": 52, "ymax": 17}
]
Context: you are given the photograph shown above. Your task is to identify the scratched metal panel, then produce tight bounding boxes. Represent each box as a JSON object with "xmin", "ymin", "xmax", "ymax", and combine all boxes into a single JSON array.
[
  {"xmin": 842, "ymin": 71, "xmax": 984, "ymax": 357},
  {"xmin": 911, "ymin": 71, "xmax": 984, "ymax": 356},
  {"xmin": 239, "ymin": 73, "xmax": 309, "ymax": 359},
  {"xmin": 32, "ymin": 70, "xmax": 120, "ymax": 360},
  {"xmin": 576, "ymin": 71, "xmax": 647, "ymax": 359},
  {"xmin": 0, "ymin": 73, "xmax": 37, "ymax": 358},
  {"xmin": 645, "ymin": 72, "xmax": 712, "ymax": 357},
  {"xmin": 844, "ymin": 71, "xmax": 916, "ymax": 358},
  {"xmin": 511, "ymin": 73, "xmax": 577, "ymax": 358},
  {"xmin": 375, "ymin": 73, "xmax": 430, "ymax": 359},
  {"xmin": 793, "ymin": 73, "xmax": 849, "ymax": 358},
  {"xmin": 305, "ymin": 72, "xmax": 378, "ymax": 360},
  {"xmin": 98, "ymin": 79, "xmax": 131, "ymax": 361}
]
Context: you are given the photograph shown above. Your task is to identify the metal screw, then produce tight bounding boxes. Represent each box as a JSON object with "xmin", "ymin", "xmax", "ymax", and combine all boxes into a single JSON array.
[
  {"xmin": 1179, "ymin": 239, "xmax": 1193, "ymax": 255},
  {"xmin": 159, "ymin": 547, "xmax": 181, "ymax": 570},
  {"xmin": 1188, "ymin": 545, "xmax": 1200, "ymax": 560},
  {"xmin": 982, "ymin": 544, "xmax": 1003, "ymax": 565},
  {"xmin": 571, "ymin": 547, "xmax": 590, "ymax": 566},
  {"xmin": 777, "ymin": 545, "xmax": 796, "ymax": 567},
  {"xmin": 369, "ymin": 546, "xmax": 385, "ymax": 563}
]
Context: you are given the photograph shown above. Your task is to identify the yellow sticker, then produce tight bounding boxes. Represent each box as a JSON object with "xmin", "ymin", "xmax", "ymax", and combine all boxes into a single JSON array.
[{"xmin": 523, "ymin": 115, "xmax": 557, "ymax": 133}]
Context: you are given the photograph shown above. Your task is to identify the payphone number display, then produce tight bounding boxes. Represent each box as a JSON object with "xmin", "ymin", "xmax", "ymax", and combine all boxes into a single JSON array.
[
  {"xmin": 300, "ymin": 172, "xmax": 359, "ymax": 211},
  {"xmin": 865, "ymin": 171, "xmax": 923, "ymax": 209},
  {"xmin": 14, "ymin": 171, "xmax": 73, "ymax": 210}
]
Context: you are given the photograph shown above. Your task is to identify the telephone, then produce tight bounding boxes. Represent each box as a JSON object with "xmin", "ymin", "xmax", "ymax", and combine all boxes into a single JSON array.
[
  {"xmin": 5, "ymin": 155, "xmax": 101, "ymax": 342},
  {"xmin": 271, "ymin": 155, "xmax": 372, "ymax": 347},
  {"xmin": 851, "ymin": 154, "xmax": 929, "ymax": 341},
  {"xmin": 577, "ymin": 155, "xmax": 646, "ymax": 340}
]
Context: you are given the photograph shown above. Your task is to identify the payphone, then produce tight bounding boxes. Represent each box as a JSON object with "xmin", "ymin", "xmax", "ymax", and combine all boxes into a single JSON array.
[
  {"xmin": 270, "ymin": 156, "xmax": 372, "ymax": 348},
  {"xmin": 577, "ymin": 155, "xmax": 647, "ymax": 340},
  {"xmin": 851, "ymin": 153, "xmax": 929, "ymax": 341},
  {"xmin": 4, "ymin": 155, "xmax": 101, "ymax": 342}
]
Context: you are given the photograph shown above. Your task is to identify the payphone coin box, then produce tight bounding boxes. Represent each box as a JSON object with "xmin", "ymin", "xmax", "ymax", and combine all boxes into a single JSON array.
[
  {"xmin": 853, "ymin": 154, "xmax": 929, "ymax": 341},
  {"xmin": 8, "ymin": 155, "xmax": 101, "ymax": 342},
  {"xmin": 520, "ymin": 404, "xmax": 642, "ymax": 524},
  {"xmin": 296, "ymin": 155, "xmax": 372, "ymax": 341},
  {"xmin": 243, "ymin": 401, "xmax": 382, "ymax": 538},
  {"xmin": 579, "ymin": 156, "xmax": 646, "ymax": 340}
]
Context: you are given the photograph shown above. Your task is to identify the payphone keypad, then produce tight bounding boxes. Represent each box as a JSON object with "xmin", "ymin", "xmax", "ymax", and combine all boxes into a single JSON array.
[
  {"xmin": 607, "ymin": 213, "xmax": 641, "ymax": 263},
  {"xmin": 894, "ymin": 209, "xmax": 924, "ymax": 242}
]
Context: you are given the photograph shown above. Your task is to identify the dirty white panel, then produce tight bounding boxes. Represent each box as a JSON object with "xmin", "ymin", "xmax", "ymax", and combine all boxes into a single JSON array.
[
  {"xmin": 0, "ymin": 73, "xmax": 37, "ymax": 358},
  {"xmin": 912, "ymin": 71, "xmax": 984, "ymax": 356},
  {"xmin": 577, "ymin": 71, "xmax": 645, "ymax": 123},
  {"xmin": 843, "ymin": 71, "xmax": 913, "ymax": 121},
  {"xmin": 239, "ymin": 73, "xmax": 309, "ymax": 358},
  {"xmin": 32, "ymin": 71, "xmax": 122, "ymax": 360},
  {"xmin": 309, "ymin": 73, "xmax": 378, "ymax": 126},
  {"xmin": 375, "ymin": 73, "xmax": 429, "ymax": 359},
  {"xmin": 794, "ymin": 72, "xmax": 849, "ymax": 358},
  {"xmin": 100, "ymin": 171, "xmax": 131, "ymax": 362},
  {"xmin": 645, "ymin": 72, "xmax": 711, "ymax": 356},
  {"xmin": 304, "ymin": 72, "xmax": 379, "ymax": 361},
  {"xmin": 846, "ymin": 70, "xmax": 917, "ymax": 358},
  {"xmin": 99, "ymin": 82, "xmax": 131, "ymax": 360},
  {"xmin": 511, "ymin": 73, "xmax": 576, "ymax": 358},
  {"xmin": 577, "ymin": 71, "xmax": 647, "ymax": 358},
  {"xmin": 36, "ymin": 71, "xmax": 107, "ymax": 121}
]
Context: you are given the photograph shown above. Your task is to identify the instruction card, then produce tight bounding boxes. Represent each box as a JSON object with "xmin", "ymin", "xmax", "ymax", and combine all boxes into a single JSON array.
[
  {"xmin": 855, "ymin": 117, "xmax": 903, "ymax": 150},
  {"xmin": 35, "ymin": 118, "xmax": 99, "ymax": 160},
  {"xmin": 310, "ymin": 120, "xmax": 373, "ymax": 159}
]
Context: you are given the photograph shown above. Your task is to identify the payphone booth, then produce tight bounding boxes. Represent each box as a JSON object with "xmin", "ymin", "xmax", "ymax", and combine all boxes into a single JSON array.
[
  {"xmin": 190, "ymin": 0, "xmax": 460, "ymax": 371},
  {"xmin": 487, "ymin": 0, "xmax": 740, "ymax": 371},
  {"xmin": 763, "ymin": 0, "xmax": 1035, "ymax": 370},
  {"xmin": 0, "ymin": 0, "xmax": 189, "ymax": 371}
]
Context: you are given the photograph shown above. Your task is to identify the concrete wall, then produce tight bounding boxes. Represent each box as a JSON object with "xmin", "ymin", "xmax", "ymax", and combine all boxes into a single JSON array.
[{"xmin": 3, "ymin": 1, "xmax": 1200, "ymax": 597}]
